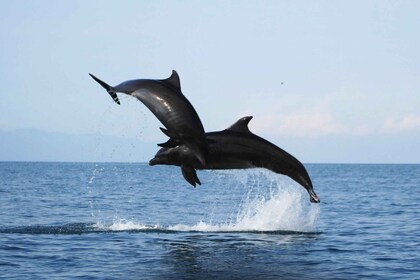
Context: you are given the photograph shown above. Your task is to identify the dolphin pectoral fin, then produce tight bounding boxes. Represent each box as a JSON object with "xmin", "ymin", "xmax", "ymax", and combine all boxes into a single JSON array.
[
  {"xmin": 181, "ymin": 165, "xmax": 201, "ymax": 187},
  {"xmin": 194, "ymin": 152, "xmax": 207, "ymax": 167},
  {"xmin": 159, "ymin": 127, "xmax": 177, "ymax": 138},
  {"xmin": 89, "ymin": 73, "xmax": 120, "ymax": 105},
  {"xmin": 158, "ymin": 128, "xmax": 184, "ymax": 148},
  {"xmin": 185, "ymin": 142, "xmax": 207, "ymax": 167},
  {"xmin": 157, "ymin": 138, "xmax": 180, "ymax": 148}
]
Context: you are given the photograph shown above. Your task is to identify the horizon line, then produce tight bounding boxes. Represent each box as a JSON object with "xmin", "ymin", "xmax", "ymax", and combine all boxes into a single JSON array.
[{"xmin": 1, "ymin": 160, "xmax": 419, "ymax": 165}]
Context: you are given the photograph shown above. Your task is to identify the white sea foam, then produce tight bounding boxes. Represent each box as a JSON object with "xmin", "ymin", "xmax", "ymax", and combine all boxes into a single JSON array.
[
  {"xmin": 94, "ymin": 219, "xmax": 158, "ymax": 231},
  {"xmin": 170, "ymin": 183, "xmax": 320, "ymax": 232},
  {"xmin": 93, "ymin": 169, "xmax": 320, "ymax": 233}
]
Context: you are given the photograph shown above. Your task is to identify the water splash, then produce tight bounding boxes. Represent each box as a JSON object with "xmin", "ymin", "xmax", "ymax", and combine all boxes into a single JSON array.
[
  {"xmin": 170, "ymin": 183, "xmax": 320, "ymax": 232},
  {"xmin": 92, "ymin": 169, "xmax": 320, "ymax": 233},
  {"xmin": 94, "ymin": 219, "xmax": 157, "ymax": 231},
  {"xmin": 233, "ymin": 172, "xmax": 320, "ymax": 232},
  {"xmin": 87, "ymin": 164, "xmax": 105, "ymax": 218}
]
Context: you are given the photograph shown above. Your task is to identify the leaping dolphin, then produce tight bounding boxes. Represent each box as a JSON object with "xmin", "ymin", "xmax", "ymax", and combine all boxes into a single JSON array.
[
  {"xmin": 89, "ymin": 71, "xmax": 208, "ymax": 165},
  {"xmin": 150, "ymin": 116, "xmax": 320, "ymax": 203}
]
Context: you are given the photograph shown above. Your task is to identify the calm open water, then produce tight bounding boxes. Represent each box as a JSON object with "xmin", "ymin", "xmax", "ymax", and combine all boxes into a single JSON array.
[{"xmin": 0, "ymin": 162, "xmax": 419, "ymax": 279}]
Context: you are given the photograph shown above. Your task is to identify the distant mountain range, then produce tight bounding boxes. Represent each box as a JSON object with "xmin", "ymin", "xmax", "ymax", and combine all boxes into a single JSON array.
[{"xmin": 0, "ymin": 129, "xmax": 156, "ymax": 162}]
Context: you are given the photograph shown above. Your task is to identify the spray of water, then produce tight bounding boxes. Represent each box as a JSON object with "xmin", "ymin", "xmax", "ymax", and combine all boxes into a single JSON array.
[
  {"xmin": 172, "ymin": 169, "xmax": 319, "ymax": 232},
  {"xmin": 93, "ymin": 169, "xmax": 320, "ymax": 233},
  {"xmin": 94, "ymin": 219, "xmax": 156, "ymax": 231}
]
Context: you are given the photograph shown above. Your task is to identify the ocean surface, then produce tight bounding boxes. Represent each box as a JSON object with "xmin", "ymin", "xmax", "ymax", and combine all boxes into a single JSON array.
[{"xmin": 0, "ymin": 162, "xmax": 419, "ymax": 279}]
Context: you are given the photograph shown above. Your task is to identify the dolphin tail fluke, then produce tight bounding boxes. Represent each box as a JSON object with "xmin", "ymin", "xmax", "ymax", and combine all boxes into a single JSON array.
[
  {"xmin": 181, "ymin": 165, "xmax": 201, "ymax": 187},
  {"xmin": 89, "ymin": 73, "xmax": 120, "ymax": 105}
]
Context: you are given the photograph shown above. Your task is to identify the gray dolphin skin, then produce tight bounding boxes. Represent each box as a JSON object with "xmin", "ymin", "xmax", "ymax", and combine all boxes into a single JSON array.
[
  {"xmin": 150, "ymin": 116, "xmax": 320, "ymax": 203},
  {"xmin": 89, "ymin": 71, "xmax": 208, "ymax": 165}
]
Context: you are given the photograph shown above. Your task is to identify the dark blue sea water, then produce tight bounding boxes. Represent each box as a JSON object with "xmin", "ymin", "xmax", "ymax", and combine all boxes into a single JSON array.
[{"xmin": 0, "ymin": 162, "xmax": 419, "ymax": 279}]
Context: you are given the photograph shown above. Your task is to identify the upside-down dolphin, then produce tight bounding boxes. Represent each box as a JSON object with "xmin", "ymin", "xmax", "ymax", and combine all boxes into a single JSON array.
[
  {"xmin": 89, "ymin": 71, "xmax": 208, "ymax": 165},
  {"xmin": 150, "ymin": 116, "xmax": 320, "ymax": 203}
]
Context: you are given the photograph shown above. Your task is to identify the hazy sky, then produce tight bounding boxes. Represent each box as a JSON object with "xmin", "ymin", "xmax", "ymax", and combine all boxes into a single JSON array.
[{"xmin": 1, "ymin": 1, "xmax": 419, "ymax": 163}]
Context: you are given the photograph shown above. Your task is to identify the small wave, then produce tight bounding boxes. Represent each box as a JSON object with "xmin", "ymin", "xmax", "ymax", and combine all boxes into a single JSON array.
[
  {"xmin": 0, "ymin": 222, "xmax": 167, "ymax": 235},
  {"xmin": 168, "ymin": 222, "xmax": 320, "ymax": 235},
  {"xmin": 0, "ymin": 221, "xmax": 320, "ymax": 235},
  {"xmin": 93, "ymin": 220, "xmax": 165, "ymax": 232},
  {"xmin": 0, "ymin": 223, "xmax": 97, "ymax": 235}
]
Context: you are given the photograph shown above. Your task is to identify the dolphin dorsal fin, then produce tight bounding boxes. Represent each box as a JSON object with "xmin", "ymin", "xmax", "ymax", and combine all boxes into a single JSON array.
[
  {"xmin": 162, "ymin": 70, "xmax": 181, "ymax": 90},
  {"xmin": 226, "ymin": 116, "xmax": 253, "ymax": 133}
]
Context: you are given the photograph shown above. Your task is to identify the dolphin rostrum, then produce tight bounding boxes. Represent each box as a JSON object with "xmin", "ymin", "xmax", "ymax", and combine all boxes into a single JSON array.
[
  {"xmin": 89, "ymin": 71, "xmax": 208, "ymax": 165},
  {"xmin": 150, "ymin": 116, "xmax": 320, "ymax": 203}
]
